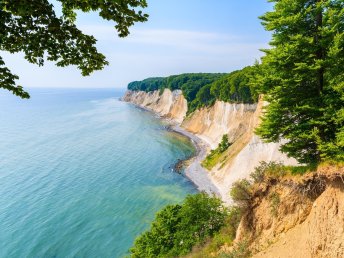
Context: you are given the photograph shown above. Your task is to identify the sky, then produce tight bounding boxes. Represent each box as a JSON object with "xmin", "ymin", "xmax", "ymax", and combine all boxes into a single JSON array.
[{"xmin": 2, "ymin": 0, "xmax": 272, "ymax": 89}]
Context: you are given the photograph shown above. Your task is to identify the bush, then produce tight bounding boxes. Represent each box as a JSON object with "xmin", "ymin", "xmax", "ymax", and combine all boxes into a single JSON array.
[
  {"xmin": 129, "ymin": 193, "xmax": 227, "ymax": 257},
  {"xmin": 250, "ymin": 161, "xmax": 286, "ymax": 183},
  {"xmin": 230, "ymin": 180, "xmax": 252, "ymax": 211},
  {"xmin": 284, "ymin": 164, "xmax": 317, "ymax": 175},
  {"xmin": 202, "ymin": 135, "xmax": 232, "ymax": 170},
  {"xmin": 219, "ymin": 135, "xmax": 231, "ymax": 152}
]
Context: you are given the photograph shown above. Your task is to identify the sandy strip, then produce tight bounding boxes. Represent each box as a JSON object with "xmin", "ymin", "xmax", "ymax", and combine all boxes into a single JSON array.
[{"xmin": 171, "ymin": 125, "xmax": 221, "ymax": 196}]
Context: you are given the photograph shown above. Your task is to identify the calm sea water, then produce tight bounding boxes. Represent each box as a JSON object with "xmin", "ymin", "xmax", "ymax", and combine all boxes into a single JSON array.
[{"xmin": 0, "ymin": 88, "xmax": 196, "ymax": 258}]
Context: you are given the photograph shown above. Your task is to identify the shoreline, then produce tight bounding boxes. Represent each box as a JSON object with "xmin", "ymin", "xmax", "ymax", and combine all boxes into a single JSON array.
[
  {"xmin": 171, "ymin": 125, "xmax": 220, "ymax": 196},
  {"xmin": 125, "ymin": 101, "xmax": 221, "ymax": 196}
]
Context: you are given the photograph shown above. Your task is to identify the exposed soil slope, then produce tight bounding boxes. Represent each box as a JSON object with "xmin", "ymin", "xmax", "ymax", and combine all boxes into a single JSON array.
[{"xmin": 236, "ymin": 166, "xmax": 344, "ymax": 258}]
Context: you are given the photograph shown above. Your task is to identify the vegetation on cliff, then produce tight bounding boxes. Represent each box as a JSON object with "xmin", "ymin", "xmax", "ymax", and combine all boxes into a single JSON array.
[
  {"xmin": 128, "ymin": 67, "xmax": 258, "ymax": 113},
  {"xmin": 129, "ymin": 193, "xmax": 227, "ymax": 257},
  {"xmin": 128, "ymin": 73, "xmax": 225, "ymax": 113},
  {"xmin": 185, "ymin": 162, "xmax": 344, "ymax": 258},
  {"xmin": 202, "ymin": 135, "xmax": 232, "ymax": 170}
]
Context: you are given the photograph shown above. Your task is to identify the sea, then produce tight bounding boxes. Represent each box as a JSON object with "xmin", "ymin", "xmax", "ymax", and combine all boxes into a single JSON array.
[{"xmin": 0, "ymin": 88, "xmax": 197, "ymax": 258}]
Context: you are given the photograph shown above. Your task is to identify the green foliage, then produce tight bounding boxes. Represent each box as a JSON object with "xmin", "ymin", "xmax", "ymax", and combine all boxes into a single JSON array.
[
  {"xmin": 255, "ymin": 0, "xmax": 344, "ymax": 164},
  {"xmin": 128, "ymin": 73, "xmax": 226, "ymax": 113},
  {"xmin": 128, "ymin": 66, "xmax": 260, "ymax": 114},
  {"xmin": 187, "ymin": 66, "xmax": 259, "ymax": 113},
  {"xmin": 202, "ymin": 135, "xmax": 232, "ymax": 170},
  {"xmin": 230, "ymin": 180, "xmax": 252, "ymax": 211},
  {"xmin": 187, "ymin": 206, "xmax": 242, "ymax": 258},
  {"xmin": 223, "ymin": 206, "xmax": 242, "ymax": 241},
  {"xmin": 170, "ymin": 74, "xmax": 224, "ymax": 108},
  {"xmin": 0, "ymin": 0, "xmax": 148, "ymax": 98},
  {"xmin": 284, "ymin": 164, "xmax": 318, "ymax": 175},
  {"xmin": 219, "ymin": 135, "xmax": 231, "ymax": 152},
  {"xmin": 250, "ymin": 161, "xmax": 286, "ymax": 184},
  {"xmin": 210, "ymin": 66, "xmax": 259, "ymax": 103},
  {"xmin": 250, "ymin": 161, "xmax": 318, "ymax": 182},
  {"xmin": 128, "ymin": 77, "xmax": 166, "ymax": 92},
  {"xmin": 129, "ymin": 192, "xmax": 227, "ymax": 258},
  {"xmin": 207, "ymin": 206, "xmax": 242, "ymax": 252},
  {"xmin": 0, "ymin": 57, "xmax": 30, "ymax": 98}
]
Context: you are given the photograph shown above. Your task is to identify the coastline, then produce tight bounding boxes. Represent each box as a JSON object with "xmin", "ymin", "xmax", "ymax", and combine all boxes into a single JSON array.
[
  {"xmin": 171, "ymin": 125, "xmax": 220, "ymax": 196},
  {"xmin": 124, "ymin": 101, "xmax": 221, "ymax": 196}
]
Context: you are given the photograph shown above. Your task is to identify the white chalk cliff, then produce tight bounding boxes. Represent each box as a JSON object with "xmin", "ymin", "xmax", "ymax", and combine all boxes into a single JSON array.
[{"xmin": 123, "ymin": 89, "xmax": 298, "ymax": 202}]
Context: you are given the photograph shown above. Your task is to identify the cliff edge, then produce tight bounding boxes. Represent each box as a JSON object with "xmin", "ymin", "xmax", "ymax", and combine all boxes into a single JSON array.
[
  {"xmin": 236, "ymin": 166, "xmax": 344, "ymax": 258},
  {"xmin": 123, "ymin": 89, "xmax": 297, "ymax": 203},
  {"xmin": 122, "ymin": 89, "xmax": 187, "ymax": 124},
  {"xmin": 123, "ymin": 89, "xmax": 344, "ymax": 257}
]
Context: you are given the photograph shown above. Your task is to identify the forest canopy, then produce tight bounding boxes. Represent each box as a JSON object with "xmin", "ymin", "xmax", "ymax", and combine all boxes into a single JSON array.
[{"xmin": 128, "ymin": 66, "xmax": 258, "ymax": 113}]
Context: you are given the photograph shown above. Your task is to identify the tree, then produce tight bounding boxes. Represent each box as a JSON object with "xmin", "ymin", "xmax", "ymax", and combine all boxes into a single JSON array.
[
  {"xmin": 130, "ymin": 193, "xmax": 227, "ymax": 257},
  {"xmin": 255, "ymin": 0, "xmax": 344, "ymax": 164},
  {"xmin": 230, "ymin": 179, "xmax": 252, "ymax": 211},
  {"xmin": 0, "ymin": 0, "xmax": 148, "ymax": 98},
  {"xmin": 210, "ymin": 66, "xmax": 258, "ymax": 104}
]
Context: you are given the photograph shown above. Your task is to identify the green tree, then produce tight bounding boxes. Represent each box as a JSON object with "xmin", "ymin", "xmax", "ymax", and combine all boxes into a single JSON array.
[
  {"xmin": 230, "ymin": 179, "xmax": 252, "ymax": 211},
  {"xmin": 0, "ymin": 0, "xmax": 148, "ymax": 98},
  {"xmin": 127, "ymin": 73, "xmax": 226, "ymax": 113},
  {"xmin": 219, "ymin": 134, "xmax": 231, "ymax": 152},
  {"xmin": 255, "ymin": 0, "xmax": 344, "ymax": 164},
  {"xmin": 127, "ymin": 68, "xmax": 261, "ymax": 114},
  {"xmin": 130, "ymin": 193, "xmax": 227, "ymax": 257},
  {"xmin": 210, "ymin": 66, "xmax": 258, "ymax": 104}
]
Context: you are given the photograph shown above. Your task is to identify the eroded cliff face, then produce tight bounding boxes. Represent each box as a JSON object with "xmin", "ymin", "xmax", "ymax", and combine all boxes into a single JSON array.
[
  {"xmin": 123, "ymin": 89, "xmax": 297, "ymax": 203},
  {"xmin": 235, "ymin": 167, "xmax": 344, "ymax": 258},
  {"xmin": 122, "ymin": 89, "xmax": 187, "ymax": 124},
  {"xmin": 181, "ymin": 100, "xmax": 257, "ymax": 149},
  {"xmin": 181, "ymin": 95, "xmax": 298, "ymax": 203}
]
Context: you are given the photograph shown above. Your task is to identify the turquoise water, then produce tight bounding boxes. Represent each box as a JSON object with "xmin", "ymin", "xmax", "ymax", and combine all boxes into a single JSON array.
[{"xmin": 0, "ymin": 88, "xmax": 196, "ymax": 258}]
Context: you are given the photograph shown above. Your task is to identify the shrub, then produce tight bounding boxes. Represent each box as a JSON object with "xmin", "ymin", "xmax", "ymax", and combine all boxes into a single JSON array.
[
  {"xmin": 250, "ymin": 161, "xmax": 286, "ymax": 183},
  {"xmin": 186, "ymin": 205, "xmax": 243, "ymax": 257},
  {"xmin": 219, "ymin": 135, "xmax": 231, "ymax": 152},
  {"xmin": 230, "ymin": 180, "xmax": 252, "ymax": 211},
  {"xmin": 129, "ymin": 193, "xmax": 227, "ymax": 257},
  {"xmin": 202, "ymin": 135, "xmax": 232, "ymax": 170},
  {"xmin": 284, "ymin": 164, "xmax": 317, "ymax": 175}
]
